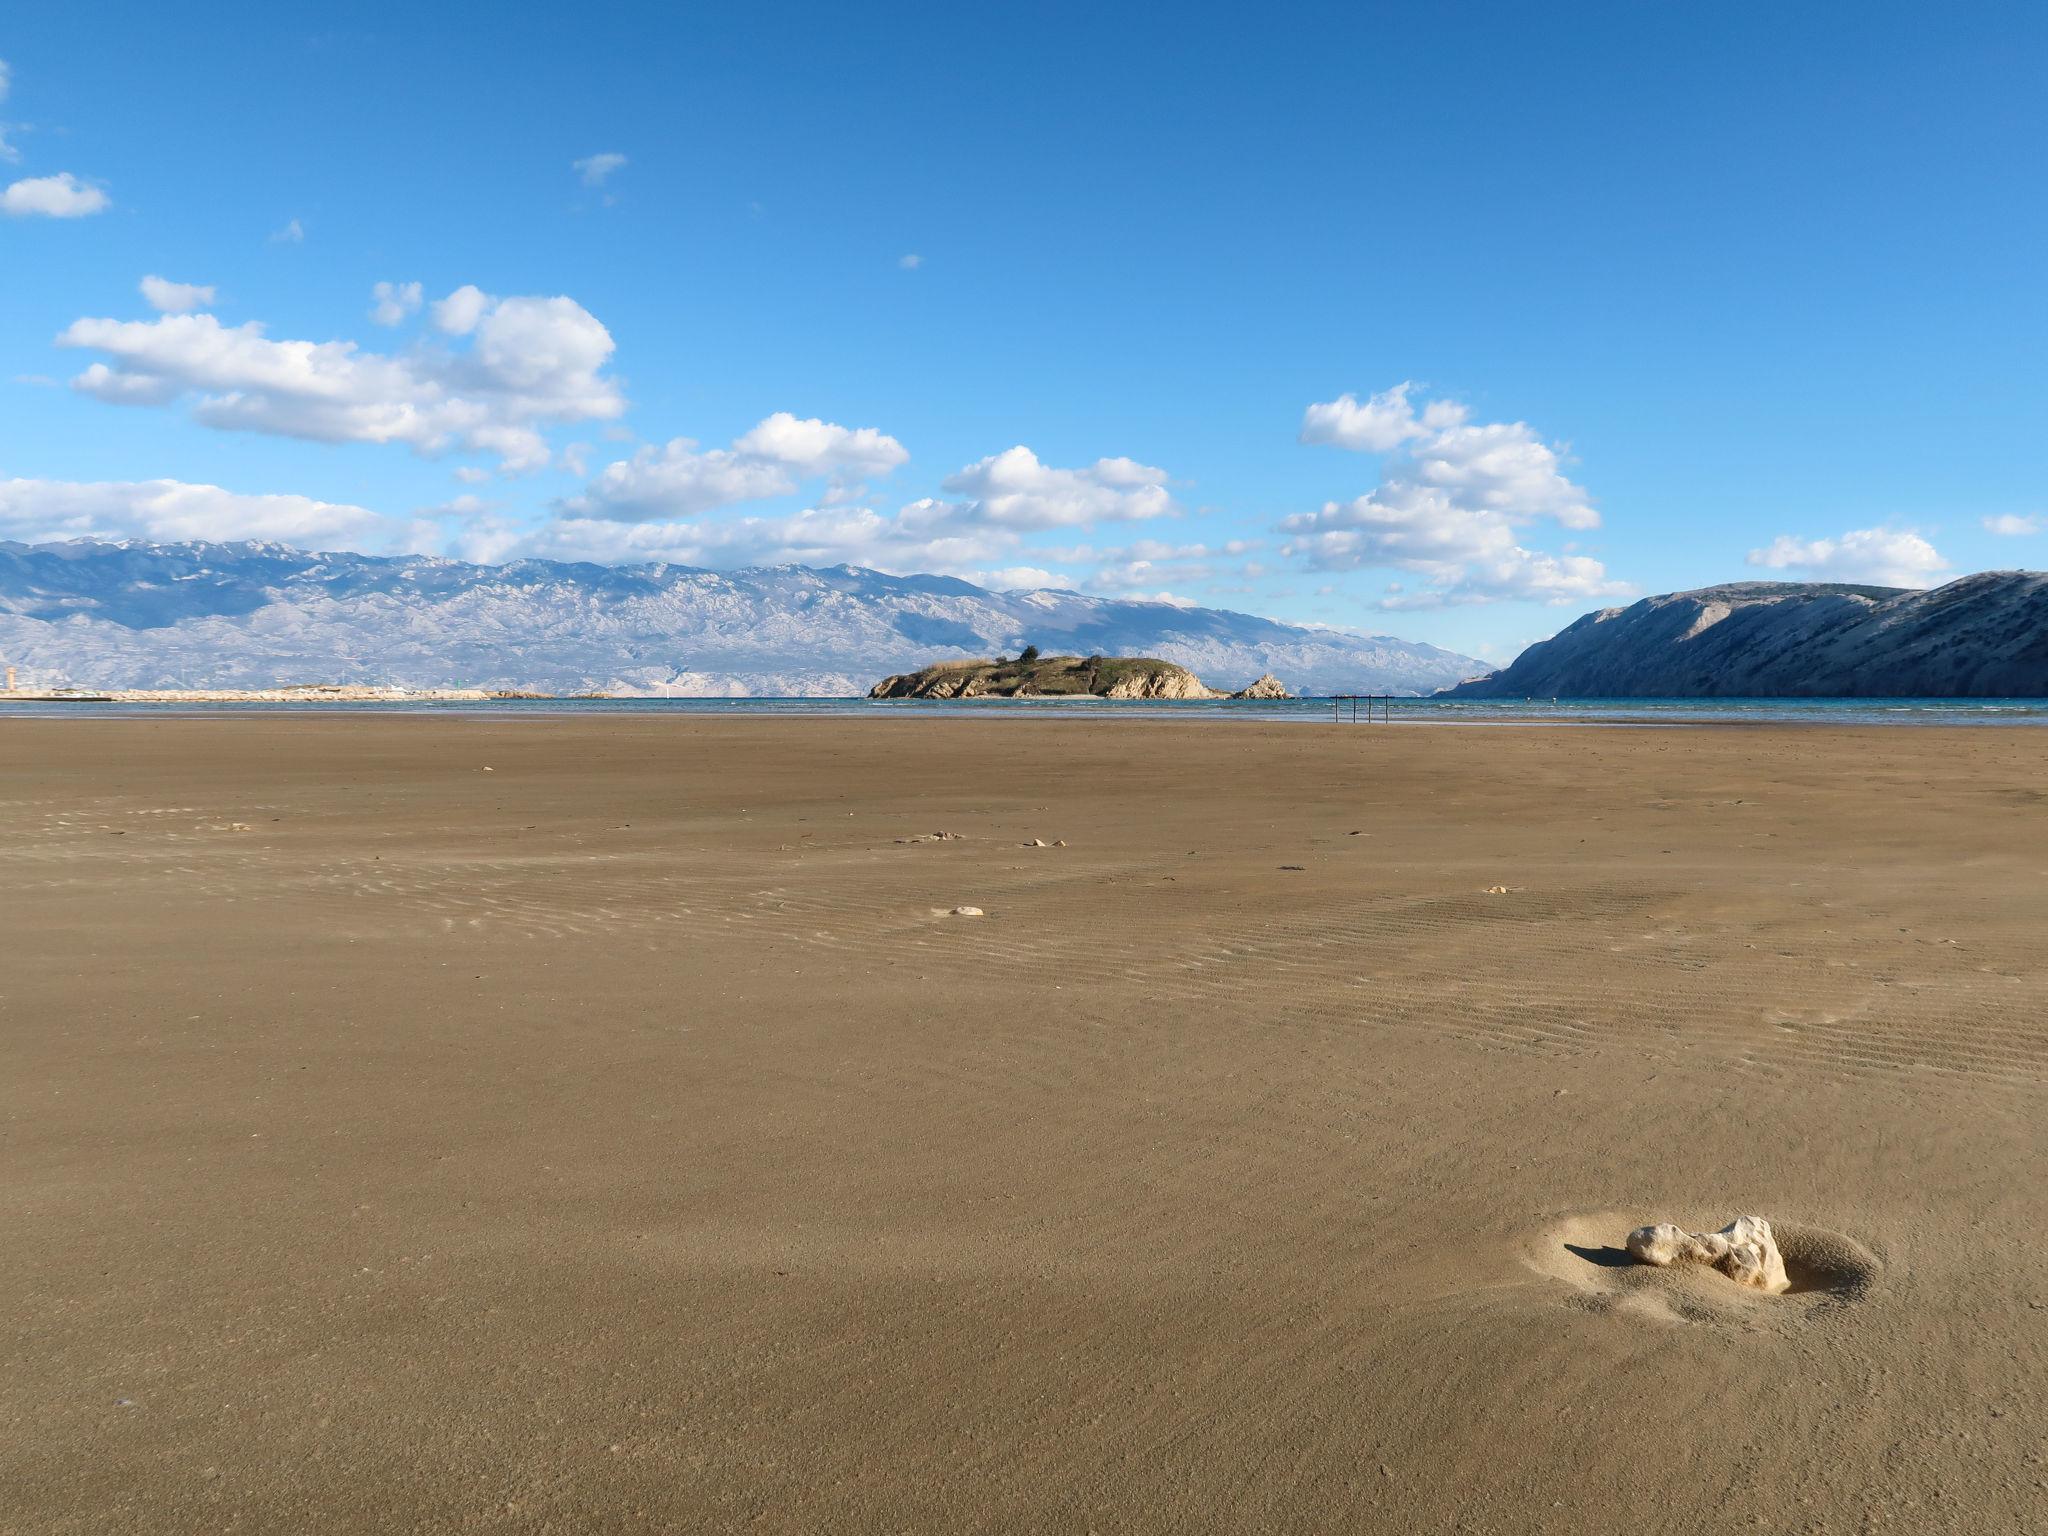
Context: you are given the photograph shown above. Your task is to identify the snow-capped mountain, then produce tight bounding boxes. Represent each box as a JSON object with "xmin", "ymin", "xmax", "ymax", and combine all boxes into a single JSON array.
[{"xmin": 0, "ymin": 539, "xmax": 1484, "ymax": 696}]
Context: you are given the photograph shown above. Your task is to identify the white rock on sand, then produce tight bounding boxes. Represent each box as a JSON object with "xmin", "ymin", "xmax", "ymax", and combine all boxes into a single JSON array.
[{"xmin": 1626, "ymin": 1214, "xmax": 1790, "ymax": 1293}]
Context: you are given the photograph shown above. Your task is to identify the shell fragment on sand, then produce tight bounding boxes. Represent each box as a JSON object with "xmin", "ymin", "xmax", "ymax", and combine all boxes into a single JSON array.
[
  {"xmin": 948, "ymin": 906, "xmax": 985, "ymax": 917},
  {"xmin": 1626, "ymin": 1214, "xmax": 1790, "ymax": 1293}
]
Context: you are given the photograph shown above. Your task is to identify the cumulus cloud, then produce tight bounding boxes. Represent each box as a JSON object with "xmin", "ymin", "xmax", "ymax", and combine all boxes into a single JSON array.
[
  {"xmin": 1983, "ymin": 513, "xmax": 2042, "ymax": 537},
  {"xmin": 3, "ymin": 171, "xmax": 109, "ymax": 218},
  {"xmin": 431, "ymin": 283, "xmax": 491, "ymax": 335},
  {"xmin": 565, "ymin": 413, "xmax": 909, "ymax": 520},
  {"xmin": 270, "ymin": 217, "xmax": 305, "ymax": 244},
  {"xmin": 140, "ymin": 275, "xmax": 216, "ymax": 314},
  {"xmin": 898, "ymin": 253, "xmax": 923, "ymax": 270},
  {"xmin": 547, "ymin": 439, "xmax": 1185, "ymax": 581},
  {"xmin": 0, "ymin": 476, "xmax": 382, "ymax": 545},
  {"xmin": 937, "ymin": 447, "xmax": 1175, "ymax": 529},
  {"xmin": 730, "ymin": 412, "xmax": 910, "ymax": 477},
  {"xmin": 1745, "ymin": 528, "xmax": 1949, "ymax": 587},
  {"xmin": 1283, "ymin": 383, "xmax": 1620, "ymax": 605},
  {"xmin": 1283, "ymin": 486, "xmax": 1628, "ymax": 608},
  {"xmin": 1051, "ymin": 537, "xmax": 1261, "ymax": 592},
  {"xmin": 528, "ymin": 500, "xmax": 1007, "ymax": 573},
  {"xmin": 573, "ymin": 152, "xmax": 627, "ymax": 187},
  {"xmin": 1299, "ymin": 383, "xmax": 1468, "ymax": 452},
  {"xmin": 980, "ymin": 565, "xmax": 1063, "ymax": 590},
  {"xmin": 368, "ymin": 280, "xmax": 422, "ymax": 325},
  {"xmin": 58, "ymin": 288, "xmax": 626, "ymax": 472},
  {"xmin": 564, "ymin": 441, "xmax": 794, "ymax": 520}
]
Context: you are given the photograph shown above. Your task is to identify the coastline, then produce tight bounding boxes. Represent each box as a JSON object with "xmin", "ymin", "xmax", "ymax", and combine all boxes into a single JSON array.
[{"xmin": 5, "ymin": 690, "xmax": 2047, "ymax": 726}]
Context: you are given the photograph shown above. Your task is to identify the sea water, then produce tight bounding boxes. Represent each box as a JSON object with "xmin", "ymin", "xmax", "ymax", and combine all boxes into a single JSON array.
[{"xmin": 7, "ymin": 695, "xmax": 2048, "ymax": 725}]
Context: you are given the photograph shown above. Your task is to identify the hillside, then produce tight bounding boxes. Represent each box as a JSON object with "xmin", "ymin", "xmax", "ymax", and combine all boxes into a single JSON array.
[
  {"xmin": 869, "ymin": 654, "xmax": 1259, "ymax": 700},
  {"xmin": 0, "ymin": 539, "xmax": 1482, "ymax": 697},
  {"xmin": 1443, "ymin": 573, "xmax": 2048, "ymax": 698}
]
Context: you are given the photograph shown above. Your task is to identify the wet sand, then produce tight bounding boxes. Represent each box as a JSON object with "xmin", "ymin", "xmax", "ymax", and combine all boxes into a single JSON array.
[{"xmin": 3, "ymin": 717, "xmax": 2043, "ymax": 1532}]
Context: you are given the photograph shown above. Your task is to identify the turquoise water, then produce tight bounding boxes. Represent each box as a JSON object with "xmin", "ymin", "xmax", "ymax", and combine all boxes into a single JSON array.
[{"xmin": 7, "ymin": 695, "xmax": 2048, "ymax": 725}]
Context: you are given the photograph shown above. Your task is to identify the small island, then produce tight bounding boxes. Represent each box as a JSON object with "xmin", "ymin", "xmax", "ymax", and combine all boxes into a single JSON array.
[{"xmin": 869, "ymin": 650, "xmax": 1290, "ymax": 701}]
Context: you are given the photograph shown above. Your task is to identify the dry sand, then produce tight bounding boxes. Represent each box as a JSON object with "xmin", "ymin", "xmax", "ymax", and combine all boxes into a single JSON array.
[{"xmin": 2, "ymin": 717, "xmax": 2042, "ymax": 1532}]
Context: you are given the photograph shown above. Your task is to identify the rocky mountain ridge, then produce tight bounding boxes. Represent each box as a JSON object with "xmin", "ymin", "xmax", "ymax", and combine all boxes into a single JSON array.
[
  {"xmin": 1444, "ymin": 573, "xmax": 2048, "ymax": 697},
  {"xmin": 0, "ymin": 538, "xmax": 1483, "ymax": 697}
]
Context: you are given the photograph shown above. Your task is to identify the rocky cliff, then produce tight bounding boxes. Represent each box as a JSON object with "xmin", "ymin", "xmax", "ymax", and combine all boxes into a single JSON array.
[
  {"xmin": 870, "ymin": 655, "xmax": 1228, "ymax": 700},
  {"xmin": 1443, "ymin": 573, "xmax": 2048, "ymax": 698}
]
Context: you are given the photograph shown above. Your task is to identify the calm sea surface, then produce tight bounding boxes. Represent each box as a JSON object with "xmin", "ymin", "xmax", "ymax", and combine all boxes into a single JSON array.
[{"xmin": 7, "ymin": 696, "xmax": 2048, "ymax": 725}]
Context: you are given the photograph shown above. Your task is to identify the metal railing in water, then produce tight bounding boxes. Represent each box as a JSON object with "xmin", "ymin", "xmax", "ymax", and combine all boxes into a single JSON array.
[{"xmin": 1330, "ymin": 695, "xmax": 1393, "ymax": 723}]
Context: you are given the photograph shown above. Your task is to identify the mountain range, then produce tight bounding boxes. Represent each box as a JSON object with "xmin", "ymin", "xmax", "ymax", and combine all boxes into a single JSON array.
[
  {"xmin": 0, "ymin": 539, "xmax": 1484, "ymax": 697},
  {"xmin": 1444, "ymin": 573, "xmax": 2048, "ymax": 698}
]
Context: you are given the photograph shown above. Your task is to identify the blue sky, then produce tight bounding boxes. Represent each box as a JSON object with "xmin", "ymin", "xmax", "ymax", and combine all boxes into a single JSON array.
[{"xmin": 3, "ymin": 1, "xmax": 2044, "ymax": 659}]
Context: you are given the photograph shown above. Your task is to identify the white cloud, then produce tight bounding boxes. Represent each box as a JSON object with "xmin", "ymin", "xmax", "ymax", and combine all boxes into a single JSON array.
[
  {"xmin": 0, "ymin": 477, "xmax": 382, "ymax": 545},
  {"xmin": 566, "ymin": 413, "xmax": 908, "ymax": 520},
  {"xmin": 730, "ymin": 412, "xmax": 910, "ymax": 477},
  {"xmin": 563, "ymin": 443, "xmax": 805, "ymax": 520},
  {"xmin": 368, "ymin": 280, "xmax": 422, "ymax": 326},
  {"xmin": 1283, "ymin": 384, "xmax": 1615, "ymax": 604},
  {"xmin": 573, "ymin": 152, "xmax": 627, "ymax": 187},
  {"xmin": 549, "ymin": 440, "xmax": 1181, "ymax": 578},
  {"xmin": 431, "ymin": 283, "xmax": 491, "ymax": 335},
  {"xmin": 1300, "ymin": 383, "xmax": 1468, "ymax": 452},
  {"xmin": 1745, "ymin": 528, "xmax": 1948, "ymax": 587},
  {"xmin": 270, "ymin": 217, "xmax": 305, "ymax": 244},
  {"xmin": 1054, "ymin": 536, "xmax": 1260, "ymax": 593},
  {"xmin": 937, "ymin": 446, "xmax": 1175, "ymax": 529},
  {"xmin": 1377, "ymin": 550, "xmax": 1631, "ymax": 609},
  {"xmin": 1410, "ymin": 421, "xmax": 1599, "ymax": 530},
  {"xmin": 447, "ymin": 514, "xmax": 528, "ymax": 565},
  {"xmin": 980, "ymin": 565, "xmax": 1063, "ymax": 590},
  {"xmin": 452, "ymin": 465, "xmax": 492, "ymax": 485},
  {"xmin": 58, "ymin": 289, "xmax": 626, "ymax": 472},
  {"xmin": 3, "ymin": 172, "xmax": 109, "ymax": 218},
  {"xmin": 1983, "ymin": 513, "xmax": 2042, "ymax": 537},
  {"xmin": 139, "ymin": 275, "xmax": 217, "ymax": 314},
  {"xmin": 898, "ymin": 253, "xmax": 923, "ymax": 270},
  {"xmin": 525, "ymin": 494, "xmax": 1025, "ymax": 577},
  {"xmin": 1281, "ymin": 485, "xmax": 1629, "ymax": 607}
]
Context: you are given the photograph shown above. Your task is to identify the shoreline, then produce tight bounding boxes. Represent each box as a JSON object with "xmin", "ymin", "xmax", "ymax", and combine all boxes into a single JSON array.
[
  {"xmin": 4, "ymin": 715, "xmax": 2041, "ymax": 1531},
  {"xmin": 4, "ymin": 693, "xmax": 2047, "ymax": 727}
]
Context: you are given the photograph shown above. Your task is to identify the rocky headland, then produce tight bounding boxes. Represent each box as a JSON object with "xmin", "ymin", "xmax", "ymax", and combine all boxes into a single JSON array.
[
  {"xmin": 1442, "ymin": 572, "xmax": 2048, "ymax": 698},
  {"xmin": 868, "ymin": 655, "xmax": 1291, "ymax": 700}
]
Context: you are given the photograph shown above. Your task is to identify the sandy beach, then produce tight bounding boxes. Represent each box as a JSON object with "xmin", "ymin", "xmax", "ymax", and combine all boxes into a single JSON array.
[{"xmin": 3, "ymin": 716, "xmax": 2042, "ymax": 1532}]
